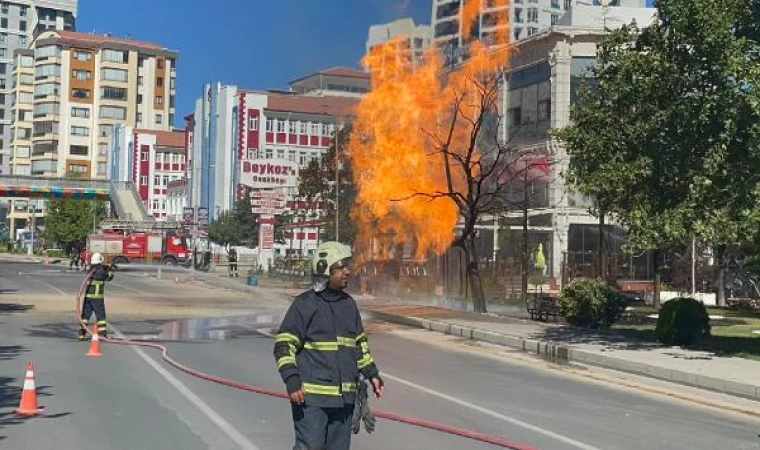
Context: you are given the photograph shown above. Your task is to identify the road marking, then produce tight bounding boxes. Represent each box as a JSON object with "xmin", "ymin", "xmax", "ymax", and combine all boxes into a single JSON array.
[
  {"xmin": 111, "ymin": 282, "xmax": 148, "ymax": 296},
  {"xmin": 383, "ymin": 372, "xmax": 603, "ymax": 450},
  {"xmin": 110, "ymin": 324, "xmax": 261, "ymax": 450},
  {"xmin": 23, "ymin": 275, "xmax": 67, "ymax": 296}
]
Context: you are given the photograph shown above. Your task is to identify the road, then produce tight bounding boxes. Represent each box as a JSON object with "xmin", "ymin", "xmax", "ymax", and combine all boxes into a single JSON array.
[{"xmin": 1, "ymin": 260, "xmax": 759, "ymax": 449}]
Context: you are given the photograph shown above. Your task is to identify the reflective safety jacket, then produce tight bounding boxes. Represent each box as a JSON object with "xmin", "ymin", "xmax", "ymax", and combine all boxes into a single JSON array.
[
  {"xmin": 274, "ymin": 288, "xmax": 379, "ymax": 408},
  {"xmin": 84, "ymin": 264, "xmax": 114, "ymax": 300}
]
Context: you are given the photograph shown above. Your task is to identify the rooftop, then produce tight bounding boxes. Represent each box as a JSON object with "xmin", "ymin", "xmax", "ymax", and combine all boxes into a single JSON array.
[
  {"xmin": 47, "ymin": 30, "xmax": 174, "ymax": 54},
  {"xmin": 265, "ymin": 92, "xmax": 359, "ymax": 117},
  {"xmin": 289, "ymin": 66, "xmax": 369, "ymax": 85},
  {"xmin": 136, "ymin": 129, "xmax": 186, "ymax": 148}
]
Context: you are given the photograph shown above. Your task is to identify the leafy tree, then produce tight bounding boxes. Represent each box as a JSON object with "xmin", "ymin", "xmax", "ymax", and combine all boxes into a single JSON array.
[
  {"xmin": 207, "ymin": 211, "xmax": 242, "ymax": 248},
  {"xmin": 44, "ymin": 199, "xmax": 107, "ymax": 252},
  {"xmin": 233, "ymin": 188, "xmax": 259, "ymax": 247},
  {"xmin": 555, "ymin": 0, "xmax": 760, "ymax": 306}
]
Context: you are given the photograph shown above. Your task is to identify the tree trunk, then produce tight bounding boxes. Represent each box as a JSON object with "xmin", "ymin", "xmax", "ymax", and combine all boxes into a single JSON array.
[
  {"xmin": 521, "ymin": 201, "xmax": 529, "ymax": 307},
  {"xmin": 465, "ymin": 236, "xmax": 487, "ymax": 313},
  {"xmin": 716, "ymin": 244, "xmax": 727, "ymax": 307},
  {"xmin": 598, "ymin": 212, "xmax": 605, "ymax": 280},
  {"xmin": 652, "ymin": 248, "xmax": 661, "ymax": 308}
]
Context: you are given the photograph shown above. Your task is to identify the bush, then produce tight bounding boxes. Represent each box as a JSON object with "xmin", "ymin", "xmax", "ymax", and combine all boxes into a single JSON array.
[
  {"xmin": 558, "ymin": 278, "xmax": 628, "ymax": 328},
  {"xmin": 655, "ymin": 297, "xmax": 711, "ymax": 346}
]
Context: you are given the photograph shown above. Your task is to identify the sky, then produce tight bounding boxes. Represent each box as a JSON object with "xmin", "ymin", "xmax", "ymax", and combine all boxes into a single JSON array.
[{"xmin": 77, "ymin": 0, "xmax": 431, "ymax": 128}]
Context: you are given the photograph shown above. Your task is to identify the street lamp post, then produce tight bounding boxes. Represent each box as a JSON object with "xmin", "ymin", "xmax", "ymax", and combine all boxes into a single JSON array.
[
  {"xmin": 27, "ymin": 201, "xmax": 34, "ymax": 255},
  {"xmin": 334, "ymin": 114, "xmax": 340, "ymax": 242}
]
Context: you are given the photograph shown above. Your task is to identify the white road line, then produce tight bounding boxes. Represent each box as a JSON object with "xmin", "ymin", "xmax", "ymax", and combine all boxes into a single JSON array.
[
  {"xmin": 110, "ymin": 325, "xmax": 261, "ymax": 450},
  {"xmin": 111, "ymin": 282, "xmax": 148, "ymax": 296},
  {"xmin": 383, "ymin": 372, "xmax": 603, "ymax": 450},
  {"xmin": 26, "ymin": 276, "xmax": 67, "ymax": 296}
]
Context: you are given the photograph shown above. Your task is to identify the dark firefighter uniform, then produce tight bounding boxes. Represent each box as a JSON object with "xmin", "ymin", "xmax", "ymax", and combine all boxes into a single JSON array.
[
  {"xmin": 78, "ymin": 263, "xmax": 114, "ymax": 340},
  {"xmin": 274, "ymin": 287, "xmax": 379, "ymax": 450}
]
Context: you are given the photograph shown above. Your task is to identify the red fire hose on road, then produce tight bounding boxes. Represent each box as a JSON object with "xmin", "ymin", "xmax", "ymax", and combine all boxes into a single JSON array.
[{"xmin": 75, "ymin": 269, "xmax": 538, "ymax": 450}]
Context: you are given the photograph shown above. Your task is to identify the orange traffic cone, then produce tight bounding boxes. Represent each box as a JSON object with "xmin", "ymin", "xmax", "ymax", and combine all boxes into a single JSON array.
[
  {"xmin": 86, "ymin": 326, "xmax": 103, "ymax": 357},
  {"xmin": 15, "ymin": 362, "xmax": 44, "ymax": 416}
]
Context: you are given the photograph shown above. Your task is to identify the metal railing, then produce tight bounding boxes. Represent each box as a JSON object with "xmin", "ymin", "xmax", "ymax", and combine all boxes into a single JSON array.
[
  {"xmin": 109, "ymin": 181, "xmax": 151, "ymax": 221},
  {"xmin": 0, "ymin": 174, "xmax": 110, "ymax": 190}
]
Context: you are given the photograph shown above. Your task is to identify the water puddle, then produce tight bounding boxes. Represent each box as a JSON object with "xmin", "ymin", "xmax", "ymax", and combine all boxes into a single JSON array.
[{"xmin": 125, "ymin": 312, "xmax": 282, "ymax": 341}]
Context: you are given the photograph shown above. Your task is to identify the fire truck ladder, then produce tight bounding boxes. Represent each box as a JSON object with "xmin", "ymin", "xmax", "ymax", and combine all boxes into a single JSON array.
[{"xmin": 99, "ymin": 219, "xmax": 182, "ymax": 232}]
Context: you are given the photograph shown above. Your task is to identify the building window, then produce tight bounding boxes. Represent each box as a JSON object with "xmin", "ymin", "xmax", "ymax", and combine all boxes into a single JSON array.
[
  {"xmin": 247, "ymin": 148, "xmax": 257, "ymax": 159},
  {"xmin": 527, "ymin": 27, "xmax": 538, "ymax": 36},
  {"xmin": 102, "ymin": 49, "xmax": 127, "ymax": 63},
  {"xmin": 528, "ymin": 8, "xmax": 538, "ymax": 23},
  {"xmin": 97, "ymin": 162, "xmax": 106, "ymax": 176},
  {"xmin": 564, "ymin": 0, "xmax": 571, "ymax": 9},
  {"xmin": 98, "ymin": 143, "xmax": 108, "ymax": 155},
  {"xmin": 157, "ymin": 77, "xmax": 163, "ymax": 87},
  {"xmin": 265, "ymin": 118, "xmax": 273, "ymax": 132},
  {"xmin": 69, "ymin": 145, "xmax": 88, "ymax": 156},
  {"xmin": 140, "ymin": 175, "xmax": 147, "ymax": 185},
  {"xmin": 1, "ymin": 18, "xmax": 8, "ymax": 29},
  {"xmin": 73, "ymin": 69, "xmax": 91, "ymax": 80},
  {"xmin": 141, "ymin": 151, "xmax": 148, "ymax": 161},
  {"xmin": 155, "ymin": 114, "xmax": 163, "ymax": 124},
  {"xmin": 35, "ymin": 83, "xmax": 60, "ymax": 99},
  {"xmin": 19, "ymin": 36, "xmax": 25, "ymax": 47},
  {"xmin": 514, "ymin": 8, "xmax": 523, "ymax": 23},
  {"xmin": 0, "ymin": 4, "xmax": 6, "ymax": 14},
  {"xmin": 138, "ymin": 76, "xmax": 143, "ymax": 86},
  {"xmin": 19, "ymin": 73, "xmax": 33, "ymax": 85},
  {"xmin": 153, "ymin": 176, "xmax": 160, "ymax": 186},
  {"xmin": 156, "ymin": 96, "xmax": 163, "ymax": 105},
  {"xmin": 73, "ymin": 50, "xmax": 91, "ymax": 61},
  {"xmin": 16, "ymin": 146, "xmax": 29, "ymax": 158},
  {"xmin": 248, "ymin": 116, "xmax": 258, "ymax": 131},
  {"xmin": 288, "ymin": 150, "xmax": 296, "ymax": 162},
  {"xmin": 157, "ymin": 59, "xmax": 164, "ymax": 69},
  {"xmin": 137, "ymin": 112, "xmax": 142, "ymax": 122},
  {"xmin": 35, "ymin": 63, "xmax": 60, "ymax": 78},
  {"xmin": 100, "ymin": 86, "xmax": 127, "ymax": 101},
  {"xmin": 17, "ymin": 91, "xmax": 33, "ymax": 104},
  {"xmin": 71, "ymin": 88, "xmax": 90, "ymax": 99},
  {"xmin": 99, "ymin": 125, "xmax": 113, "ymax": 137},
  {"xmin": 71, "ymin": 107, "xmax": 90, "ymax": 118},
  {"xmin": 276, "ymin": 120, "xmax": 286, "ymax": 133},
  {"xmin": 299, "ymin": 122, "xmax": 307, "ymax": 134},
  {"xmin": 310, "ymin": 123, "xmax": 320, "ymax": 135},
  {"xmin": 19, "ymin": 5, "xmax": 26, "ymax": 16},
  {"xmin": 299, "ymin": 152, "xmax": 307, "ymax": 166},
  {"xmin": 67, "ymin": 164, "xmax": 88, "ymax": 174},
  {"xmin": 551, "ymin": 0, "xmax": 560, "ymax": 7},
  {"xmin": 19, "ymin": 21, "xmax": 26, "ymax": 32},
  {"xmin": 551, "ymin": 13, "xmax": 560, "ymax": 25},
  {"xmin": 101, "ymin": 68, "xmax": 128, "ymax": 82},
  {"xmin": 170, "ymin": 77, "xmax": 175, "ymax": 89},
  {"xmin": 71, "ymin": 126, "xmax": 89, "ymax": 136},
  {"xmin": 265, "ymin": 148, "xmax": 273, "ymax": 159},
  {"xmin": 289, "ymin": 121, "xmax": 297, "ymax": 134},
  {"xmin": 100, "ymin": 106, "xmax": 127, "ymax": 120}
]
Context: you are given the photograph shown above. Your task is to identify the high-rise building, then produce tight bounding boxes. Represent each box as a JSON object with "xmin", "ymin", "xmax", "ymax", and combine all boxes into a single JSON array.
[
  {"xmin": 431, "ymin": 0, "xmax": 647, "ymax": 64},
  {"xmin": 6, "ymin": 29, "xmax": 178, "ymax": 234},
  {"xmin": 10, "ymin": 30, "xmax": 178, "ymax": 179},
  {"xmin": 0, "ymin": 0, "xmax": 77, "ymax": 175},
  {"xmin": 366, "ymin": 18, "xmax": 432, "ymax": 70}
]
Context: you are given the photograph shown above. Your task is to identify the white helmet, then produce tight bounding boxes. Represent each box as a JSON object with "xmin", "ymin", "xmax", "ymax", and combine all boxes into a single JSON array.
[{"xmin": 90, "ymin": 252, "xmax": 103, "ymax": 265}]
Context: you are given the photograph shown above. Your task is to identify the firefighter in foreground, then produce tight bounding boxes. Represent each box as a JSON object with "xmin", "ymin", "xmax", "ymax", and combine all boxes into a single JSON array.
[
  {"xmin": 78, "ymin": 252, "xmax": 115, "ymax": 340},
  {"xmin": 274, "ymin": 241, "xmax": 384, "ymax": 450}
]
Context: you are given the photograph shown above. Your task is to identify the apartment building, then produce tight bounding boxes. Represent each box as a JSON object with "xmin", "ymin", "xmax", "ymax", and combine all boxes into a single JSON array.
[
  {"xmin": 366, "ymin": 18, "xmax": 432, "ymax": 70},
  {"xmin": 431, "ymin": 0, "xmax": 647, "ymax": 65},
  {"xmin": 0, "ymin": 0, "xmax": 77, "ymax": 175},
  {"xmin": 7, "ymin": 29, "xmax": 178, "ymax": 232}
]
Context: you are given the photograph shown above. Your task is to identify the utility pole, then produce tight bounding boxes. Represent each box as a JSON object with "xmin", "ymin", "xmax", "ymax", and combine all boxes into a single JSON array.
[{"xmin": 334, "ymin": 115, "xmax": 340, "ymax": 242}]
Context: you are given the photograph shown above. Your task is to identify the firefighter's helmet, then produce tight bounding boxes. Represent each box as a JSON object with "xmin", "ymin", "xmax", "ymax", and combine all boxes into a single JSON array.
[
  {"xmin": 312, "ymin": 242, "xmax": 352, "ymax": 277},
  {"xmin": 91, "ymin": 252, "xmax": 103, "ymax": 265}
]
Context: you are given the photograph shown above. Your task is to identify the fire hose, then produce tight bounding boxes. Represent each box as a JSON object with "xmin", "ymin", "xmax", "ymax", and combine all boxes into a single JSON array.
[{"xmin": 74, "ymin": 269, "xmax": 537, "ymax": 450}]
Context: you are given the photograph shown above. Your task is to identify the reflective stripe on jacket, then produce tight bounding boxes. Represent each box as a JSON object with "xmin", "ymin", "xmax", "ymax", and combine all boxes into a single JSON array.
[
  {"xmin": 273, "ymin": 288, "xmax": 379, "ymax": 408},
  {"xmin": 85, "ymin": 265, "xmax": 114, "ymax": 300}
]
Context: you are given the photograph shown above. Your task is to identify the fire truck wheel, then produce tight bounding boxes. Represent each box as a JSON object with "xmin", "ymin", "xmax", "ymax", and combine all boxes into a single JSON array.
[
  {"xmin": 112, "ymin": 256, "xmax": 129, "ymax": 266},
  {"xmin": 161, "ymin": 257, "xmax": 178, "ymax": 267}
]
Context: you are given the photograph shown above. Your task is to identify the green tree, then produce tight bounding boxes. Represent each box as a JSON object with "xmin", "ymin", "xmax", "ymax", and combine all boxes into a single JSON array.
[
  {"xmin": 233, "ymin": 188, "xmax": 259, "ymax": 247},
  {"xmin": 555, "ymin": 0, "xmax": 760, "ymax": 306},
  {"xmin": 207, "ymin": 211, "xmax": 243, "ymax": 248},
  {"xmin": 44, "ymin": 199, "xmax": 107, "ymax": 251}
]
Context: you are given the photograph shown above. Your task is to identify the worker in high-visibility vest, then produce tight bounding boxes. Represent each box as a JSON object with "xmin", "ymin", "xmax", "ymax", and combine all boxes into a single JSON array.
[
  {"xmin": 274, "ymin": 241, "xmax": 384, "ymax": 450},
  {"xmin": 78, "ymin": 253, "xmax": 114, "ymax": 340}
]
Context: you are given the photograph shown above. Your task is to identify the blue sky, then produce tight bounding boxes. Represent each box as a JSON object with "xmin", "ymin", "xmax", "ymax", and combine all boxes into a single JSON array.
[
  {"xmin": 78, "ymin": 0, "xmax": 656, "ymax": 128},
  {"xmin": 78, "ymin": 0, "xmax": 430, "ymax": 128}
]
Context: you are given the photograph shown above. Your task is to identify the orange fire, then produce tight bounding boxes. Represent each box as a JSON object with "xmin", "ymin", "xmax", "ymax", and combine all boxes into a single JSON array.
[{"xmin": 348, "ymin": 0, "xmax": 510, "ymax": 262}]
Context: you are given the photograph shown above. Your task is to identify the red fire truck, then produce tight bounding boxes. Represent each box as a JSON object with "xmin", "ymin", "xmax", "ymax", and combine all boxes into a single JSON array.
[{"xmin": 87, "ymin": 220, "xmax": 191, "ymax": 266}]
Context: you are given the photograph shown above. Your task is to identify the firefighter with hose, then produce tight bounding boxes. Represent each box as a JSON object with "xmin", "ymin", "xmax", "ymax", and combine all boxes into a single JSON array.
[
  {"xmin": 77, "ymin": 252, "xmax": 115, "ymax": 340},
  {"xmin": 274, "ymin": 241, "xmax": 384, "ymax": 450}
]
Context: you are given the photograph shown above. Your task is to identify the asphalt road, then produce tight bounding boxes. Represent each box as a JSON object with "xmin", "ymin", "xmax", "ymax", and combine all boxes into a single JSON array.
[{"xmin": 1, "ymin": 260, "xmax": 760, "ymax": 449}]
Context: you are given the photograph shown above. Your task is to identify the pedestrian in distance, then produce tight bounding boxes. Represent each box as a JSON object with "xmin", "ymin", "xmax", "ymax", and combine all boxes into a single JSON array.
[
  {"xmin": 78, "ymin": 253, "xmax": 114, "ymax": 340},
  {"xmin": 228, "ymin": 247, "xmax": 239, "ymax": 277},
  {"xmin": 274, "ymin": 241, "xmax": 384, "ymax": 450}
]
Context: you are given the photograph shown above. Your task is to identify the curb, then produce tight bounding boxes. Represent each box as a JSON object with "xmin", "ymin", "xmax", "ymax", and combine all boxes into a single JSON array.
[{"xmin": 370, "ymin": 310, "xmax": 760, "ymax": 402}]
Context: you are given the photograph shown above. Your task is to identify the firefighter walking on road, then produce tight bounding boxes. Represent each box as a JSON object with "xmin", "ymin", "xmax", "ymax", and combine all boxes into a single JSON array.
[
  {"xmin": 274, "ymin": 241, "xmax": 384, "ymax": 450},
  {"xmin": 227, "ymin": 247, "xmax": 239, "ymax": 277},
  {"xmin": 78, "ymin": 252, "xmax": 114, "ymax": 340}
]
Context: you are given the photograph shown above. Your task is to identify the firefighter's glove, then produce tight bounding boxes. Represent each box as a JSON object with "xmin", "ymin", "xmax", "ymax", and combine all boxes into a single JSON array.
[{"xmin": 352, "ymin": 380, "xmax": 376, "ymax": 435}]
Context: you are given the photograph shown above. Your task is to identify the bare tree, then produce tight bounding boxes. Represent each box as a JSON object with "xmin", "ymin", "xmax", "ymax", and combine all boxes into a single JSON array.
[{"xmin": 393, "ymin": 71, "xmax": 560, "ymax": 313}]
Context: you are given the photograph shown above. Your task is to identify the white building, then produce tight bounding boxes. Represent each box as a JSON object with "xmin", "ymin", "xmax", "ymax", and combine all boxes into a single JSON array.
[
  {"xmin": 366, "ymin": 18, "xmax": 432, "ymax": 70},
  {"xmin": 187, "ymin": 67, "xmax": 367, "ymax": 263}
]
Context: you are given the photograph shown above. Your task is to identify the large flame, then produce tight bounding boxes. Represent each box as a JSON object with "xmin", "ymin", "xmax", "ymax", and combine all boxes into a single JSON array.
[{"xmin": 349, "ymin": 0, "xmax": 510, "ymax": 262}]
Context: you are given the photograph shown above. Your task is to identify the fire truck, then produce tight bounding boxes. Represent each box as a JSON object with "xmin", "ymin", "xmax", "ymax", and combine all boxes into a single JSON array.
[{"xmin": 87, "ymin": 220, "xmax": 192, "ymax": 267}]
